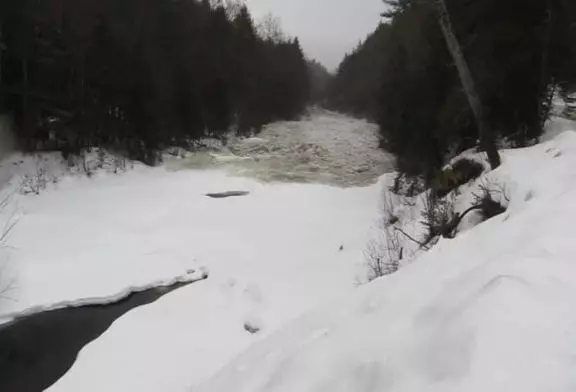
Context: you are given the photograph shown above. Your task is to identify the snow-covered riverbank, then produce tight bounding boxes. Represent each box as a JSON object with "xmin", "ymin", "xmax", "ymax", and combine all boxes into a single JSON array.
[{"xmin": 0, "ymin": 111, "xmax": 388, "ymax": 391}]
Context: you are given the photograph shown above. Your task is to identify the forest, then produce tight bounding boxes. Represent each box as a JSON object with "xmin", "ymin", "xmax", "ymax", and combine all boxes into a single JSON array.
[
  {"xmin": 326, "ymin": 0, "xmax": 576, "ymax": 188},
  {"xmin": 3, "ymin": 0, "xmax": 575, "ymax": 179},
  {"xmin": 0, "ymin": 0, "xmax": 310, "ymax": 164}
]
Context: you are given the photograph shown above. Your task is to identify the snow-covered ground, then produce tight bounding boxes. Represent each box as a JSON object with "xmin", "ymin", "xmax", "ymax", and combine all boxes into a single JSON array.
[
  {"xmin": 46, "ymin": 176, "xmax": 381, "ymax": 391},
  {"xmin": 0, "ymin": 111, "xmax": 388, "ymax": 390},
  {"xmin": 0, "ymin": 110, "xmax": 388, "ymax": 324},
  {"xmin": 0, "ymin": 153, "xmax": 205, "ymax": 322},
  {"xmin": 189, "ymin": 120, "xmax": 576, "ymax": 392},
  {"xmin": 543, "ymin": 115, "xmax": 576, "ymax": 142},
  {"xmin": 7, "ymin": 110, "xmax": 576, "ymax": 392}
]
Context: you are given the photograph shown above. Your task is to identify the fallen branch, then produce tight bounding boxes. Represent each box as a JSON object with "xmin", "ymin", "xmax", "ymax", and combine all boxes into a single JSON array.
[
  {"xmin": 449, "ymin": 205, "xmax": 483, "ymax": 237},
  {"xmin": 395, "ymin": 227, "xmax": 426, "ymax": 247},
  {"xmin": 206, "ymin": 191, "xmax": 250, "ymax": 199}
]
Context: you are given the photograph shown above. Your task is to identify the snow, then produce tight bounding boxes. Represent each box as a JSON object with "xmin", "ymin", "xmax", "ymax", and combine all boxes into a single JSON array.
[
  {"xmin": 13, "ymin": 111, "xmax": 576, "ymax": 392},
  {"xmin": 46, "ymin": 174, "xmax": 381, "ymax": 391},
  {"xmin": 0, "ymin": 269, "xmax": 207, "ymax": 322},
  {"xmin": 0, "ymin": 111, "xmax": 388, "ymax": 390},
  {"xmin": 543, "ymin": 115, "xmax": 576, "ymax": 142},
  {"xmin": 0, "ymin": 161, "xmax": 375, "ymax": 322},
  {"xmin": 192, "ymin": 124, "xmax": 576, "ymax": 392},
  {"xmin": 0, "ymin": 160, "xmax": 207, "ymax": 322}
]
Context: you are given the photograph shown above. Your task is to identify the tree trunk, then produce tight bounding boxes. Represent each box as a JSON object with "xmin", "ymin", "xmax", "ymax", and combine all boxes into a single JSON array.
[
  {"xmin": 22, "ymin": 59, "xmax": 29, "ymax": 114},
  {"xmin": 434, "ymin": 0, "xmax": 501, "ymax": 169},
  {"xmin": 539, "ymin": 2, "xmax": 554, "ymax": 132},
  {"xmin": 0, "ymin": 23, "xmax": 3, "ymax": 93}
]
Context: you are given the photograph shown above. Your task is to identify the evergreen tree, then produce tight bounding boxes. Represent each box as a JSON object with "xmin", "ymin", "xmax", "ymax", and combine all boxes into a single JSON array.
[
  {"xmin": 326, "ymin": 0, "xmax": 576, "ymax": 183},
  {"xmin": 307, "ymin": 59, "xmax": 332, "ymax": 105},
  {"xmin": 0, "ymin": 0, "xmax": 311, "ymax": 162},
  {"xmin": 326, "ymin": 23, "xmax": 392, "ymax": 118}
]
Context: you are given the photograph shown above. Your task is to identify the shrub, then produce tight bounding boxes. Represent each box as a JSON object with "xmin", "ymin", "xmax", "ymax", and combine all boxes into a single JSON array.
[
  {"xmin": 433, "ymin": 158, "xmax": 485, "ymax": 199},
  {"xmin": 451, "ymin": 158, "xmax": 485, "ymax": 183},
  {"xmin": 421, "ymin": 193, "xmax": 458, "ymax": 244},
  {"xmin": 390, "ymin": 173, "xmax": 426, "ymax": 197},
  {"xmin": 20, "ymin": 165, "xmax": 58, "ymax": 195},
  {"xmin": 434, "ymin": 180, "xmax": 509, "ymax": 239},
  {"xmin": 364, "ymin": 229, "xmax": 402, "ymax": 282},
  {"xmin": 472, "ymin": 182, "xmax": 509, "ymax": 222},
  {"xmin": 381, "ymin": 190, "xmax": 400, "ymax": 227}
]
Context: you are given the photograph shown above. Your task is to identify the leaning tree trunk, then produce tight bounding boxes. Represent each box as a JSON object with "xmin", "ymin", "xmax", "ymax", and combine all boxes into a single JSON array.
[
  {"xmin": 434, "ymin": 0, "xmax": 501, "ymax": 169},
  {"xmin": 0, "ymin": 24, "xmax": 3, "ymax": 94}
]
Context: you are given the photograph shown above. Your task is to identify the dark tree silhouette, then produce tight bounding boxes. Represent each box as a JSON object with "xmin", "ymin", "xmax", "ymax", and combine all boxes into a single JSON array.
[
  {"xmin": 325, "ymin": 0, "xmax": 576, "ymax": 184},
  {"xmin": 0, "ymin": 0, "xmax": 311, "ymax": 163}
]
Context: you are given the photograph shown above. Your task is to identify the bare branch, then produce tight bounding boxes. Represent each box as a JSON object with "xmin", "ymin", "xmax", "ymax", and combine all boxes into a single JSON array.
[{"xmin": 394, "ymin": 227, "xmax": 426, "ymax": 247}]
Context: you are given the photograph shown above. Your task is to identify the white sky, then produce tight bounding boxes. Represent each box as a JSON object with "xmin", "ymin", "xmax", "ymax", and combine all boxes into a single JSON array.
[{"xmin": 245, "ymin": 0, "xmax": 386, "ymax": 71}]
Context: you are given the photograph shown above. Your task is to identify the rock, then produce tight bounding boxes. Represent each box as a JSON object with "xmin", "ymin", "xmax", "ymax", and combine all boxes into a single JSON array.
[
  {"xmin": 244, "ymin": 322, "xmax": 260, "ymax": 334},
  {"xmin": 353, "ymin": 165, "xmax": 370, "ymax": 173},
  {"xmin": 206, "ymin": 191, "xmax": 250, "ymax": 199}
]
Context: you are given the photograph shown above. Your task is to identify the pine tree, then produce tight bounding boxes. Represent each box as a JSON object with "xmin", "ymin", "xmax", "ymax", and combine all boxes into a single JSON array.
[
  {"xmin": 0, "ymin": 0, "xmax": 311, "ymax": 162},
  {"xmin": 326, "ymin": 0, "xmax": 576, "ymax": 182}
]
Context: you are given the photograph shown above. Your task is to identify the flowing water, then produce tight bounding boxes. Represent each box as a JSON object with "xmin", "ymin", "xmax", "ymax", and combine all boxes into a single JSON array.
[
  {"xmin": 0, "ymin": 279, "xmax": 206, "ymax": 392},
  {"xmin": 169, "ymin": 109, "xmax": 395, "ymax": 187}
]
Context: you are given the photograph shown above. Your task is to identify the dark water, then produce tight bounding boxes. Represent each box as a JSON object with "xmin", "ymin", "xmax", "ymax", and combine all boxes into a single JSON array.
[{"xmin": 0, "ymin": 278, "xmax": 206, "ymax": 392}]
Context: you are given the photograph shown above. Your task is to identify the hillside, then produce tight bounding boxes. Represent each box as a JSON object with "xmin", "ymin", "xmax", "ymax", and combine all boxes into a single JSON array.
[{"xmin": 194, "ymin": 117, "xmax": 576, "ymax": 392}]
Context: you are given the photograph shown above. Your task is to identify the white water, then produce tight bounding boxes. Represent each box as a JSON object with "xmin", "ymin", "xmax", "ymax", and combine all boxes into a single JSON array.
[{"xmin": 169, "ymin": 109, "xmax": 395, "ymax": 187}]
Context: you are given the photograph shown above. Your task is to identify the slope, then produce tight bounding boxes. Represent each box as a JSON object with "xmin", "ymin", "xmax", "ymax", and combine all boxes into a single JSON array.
[{"xmin": 194, "ymin": 127, "xmax": 576, "ymax": 392}]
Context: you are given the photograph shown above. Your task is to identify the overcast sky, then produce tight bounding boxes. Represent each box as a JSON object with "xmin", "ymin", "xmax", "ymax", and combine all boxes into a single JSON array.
[{"xmin": 245, "ymin": 0, "xmax": 386, "ymax": 72}]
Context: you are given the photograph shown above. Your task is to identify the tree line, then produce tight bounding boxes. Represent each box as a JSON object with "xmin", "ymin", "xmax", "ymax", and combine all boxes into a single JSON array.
[
  {"xmin": 326, "ymin": 0, "xmax": 576, "ymax": 186},
  {"xmin": 0, "ymin": 0, "xmax": 310, "ymax": 164}
]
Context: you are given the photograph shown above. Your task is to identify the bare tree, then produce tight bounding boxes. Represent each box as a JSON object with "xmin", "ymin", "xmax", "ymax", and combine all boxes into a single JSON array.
[
  {"xmin": 364, "ymin": 231, "xmax": 401, "ymax": 282},
  {"xmin": 434, "ymin": 0, "xmax": 501, "ymax": 169},
  {"xmin": 257, "ymin": 13, "xmax": 286, "ymax": 43},
  {"xmin": 364, "ymin": 191, "xmax": 404, "ymax": 282},
  {"xmin": 211, "ymin": 0, "xmax": 246, "ymax": 19}
]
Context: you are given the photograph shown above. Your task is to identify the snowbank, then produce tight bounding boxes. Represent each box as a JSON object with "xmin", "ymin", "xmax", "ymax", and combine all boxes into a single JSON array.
[
  {"xmin": 0, "ymin": 147, "xmax": 381, "ymax": 391},
  {"xmin": 192, "ymin": 129, "xmax": 576, "ymax": 392},
  {"xmin": 46, "ymin": 172, "xmax": 382, "ymax": 391},
  {"xmin": 0, "ymin": 269, "xmax": 207, "ymax": 323},
  {"xmin": 22, "ymin": 113, "xmax": 576, "ymax": 392},
  {"xmin": 0, "ymin": 164, "xmax": 207, "ymax": 321},
  {"xmin": 543, "ymin": 115, "xmax": 576, "ymax": 142},
  {"xmin": 0, "ymin": 111, "xmax": 386, "ymax": 392}
]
